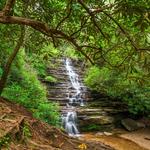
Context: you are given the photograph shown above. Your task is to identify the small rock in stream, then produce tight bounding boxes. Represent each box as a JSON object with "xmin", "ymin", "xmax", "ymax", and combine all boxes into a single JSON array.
[{"xmin": 103, "ymin": 132, "xmax": 113, "ymax": 136}]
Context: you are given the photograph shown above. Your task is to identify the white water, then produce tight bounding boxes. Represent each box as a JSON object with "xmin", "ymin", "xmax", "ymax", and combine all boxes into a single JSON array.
[{"xmin": 62, "ymin": 58, "xmax": 85, "ymax": 136}]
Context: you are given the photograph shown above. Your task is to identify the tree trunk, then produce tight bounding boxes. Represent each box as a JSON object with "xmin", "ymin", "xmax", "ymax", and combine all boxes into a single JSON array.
[{"xmin": 0, "ymin": 26, "xmax": 25, "ymax": 95}]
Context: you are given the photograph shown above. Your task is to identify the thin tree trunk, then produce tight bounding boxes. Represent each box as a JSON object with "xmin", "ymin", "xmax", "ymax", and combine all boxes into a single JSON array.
[{"xmin": 0, "ymin": 26, "xmax": 25, "ymax": 95}]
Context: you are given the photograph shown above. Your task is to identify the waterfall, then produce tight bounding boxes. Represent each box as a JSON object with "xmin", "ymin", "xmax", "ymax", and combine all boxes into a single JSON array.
[{"xmin": 62, "ymin": 58, "xmax": 85, "ymax": 136}]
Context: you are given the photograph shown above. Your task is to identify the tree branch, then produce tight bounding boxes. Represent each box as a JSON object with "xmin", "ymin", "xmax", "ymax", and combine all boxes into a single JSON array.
[
  {"xmin": 90, "ymin": 3, "xmax": 117, "ymax": 14},
  {"xmin": 0, "ymin": 26, "xmax": 25, "ymax": 94},
  {"xmin": 102, "ymin": 11, "xmax": 139, "ymax": 51},
  {"xmin": 78, "ymin": 0, "xmax": 106, "ymax": 39},
  {"xmin": 0, "ymin": 13, "xmax": 94, "ymax": 64},
  {"xmin": 56, "ymin": 0, "xmax": 73, "ymax": 29},
  {"xmin": 70, "ymin": 16, "xmax": 89, "ymax": 37}
]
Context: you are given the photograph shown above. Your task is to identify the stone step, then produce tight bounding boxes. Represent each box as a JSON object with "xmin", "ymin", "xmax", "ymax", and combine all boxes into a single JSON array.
[
  {"xmin": 47, "ymin": 68, "xmax": 83, "ymax": 74},
  {"xmin": 46, "ymin": 85, "xmax": 87, "ymax": 89},
  {"xmin": 46, "ymin": 87, "xmax": 91, "ymax": 92},
  {"xmin": 51, "ymin": 66, "xmax": 79, "ymax": 71},
  {"xmin": 47, "ymin": 71, "xmax": 68, "ymax": 76},
  {"xmin": 47, "ymin": 69, "xmax": 84, "ymax": 76},
  {"xmin": 87, "ymin": 100, "xmax": 126, "ymax": 106},
  {"xmin": 48, "ymin": 97, "xmax": 69, "ymax": 101},
  {"xmin": 48, "ymin": 97, "xmax": 93, "ymax": 102},
  {"xmin": 46, "ymin": 86, "xmax": 88, "ymax": 91},
  {"xmin": 77, "ymin": 107, "xmax": 127, "ymax": 116}
]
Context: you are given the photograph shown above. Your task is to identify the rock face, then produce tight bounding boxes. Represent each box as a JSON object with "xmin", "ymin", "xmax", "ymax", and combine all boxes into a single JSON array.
[{"xmin": 42, "ymin": 58, "xmax": 128, "ymax": 132}]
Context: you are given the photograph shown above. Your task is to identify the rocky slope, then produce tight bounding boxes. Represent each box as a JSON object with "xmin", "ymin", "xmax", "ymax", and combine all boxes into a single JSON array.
[{"xmin": 0, "ymin": 97, "xmax": 114, "ymax": 150}]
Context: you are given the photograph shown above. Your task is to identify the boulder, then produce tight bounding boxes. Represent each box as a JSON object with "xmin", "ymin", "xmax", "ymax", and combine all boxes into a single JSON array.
[
  {"xmin": 121, "ymin": 118, "xmax": 145, "ymax": 131},
  {"xmin": 80, "ymin": 115, "xmax": 114, "ymax": 126}
]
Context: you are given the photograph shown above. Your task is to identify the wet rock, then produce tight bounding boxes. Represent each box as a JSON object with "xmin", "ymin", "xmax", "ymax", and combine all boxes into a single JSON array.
[
  {"xmin": 95, "ymin": 132, "xmax": 104, "ymax": 136},
  {"xmin": 121, "ymin": 118, "xmax": 145, "ymax": 131}
]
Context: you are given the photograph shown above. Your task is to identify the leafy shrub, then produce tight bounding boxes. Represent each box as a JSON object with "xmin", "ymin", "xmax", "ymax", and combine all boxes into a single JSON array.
[
  {"xmin": 34, "ymin": 102, "xmax": 60, "ymax": 126},
  {"xmin": 27, "ymin": 44, "xmax": 60, "ymax": 77},
  {"xmin": 84, "ymin": 65, "xmax": 150, "ymax": 115},
  {"xmin": 64, "ymin": 46, "xmax": 84, "ymax": 60}
]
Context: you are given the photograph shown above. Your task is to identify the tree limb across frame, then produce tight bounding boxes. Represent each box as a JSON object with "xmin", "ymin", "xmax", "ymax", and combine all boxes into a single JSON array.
[{"xmin": 0, "ymin": 0, "xmax": 94, "ymax": 64}]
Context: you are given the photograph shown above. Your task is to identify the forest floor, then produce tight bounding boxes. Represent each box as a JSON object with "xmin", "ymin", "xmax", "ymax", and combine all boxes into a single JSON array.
[
  {"xmin": 81, "ymin": 128, "xmax": 150, "ymax": 150},
  {"xmin": 0, "ymin": 97, "xmax": 113, "ymax": 150}
]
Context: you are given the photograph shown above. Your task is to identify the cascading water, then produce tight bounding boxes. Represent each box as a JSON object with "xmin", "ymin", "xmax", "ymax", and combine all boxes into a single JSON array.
[{"xmin": 62, "ymin": 58, "xmax": 85, "ymax": 136}]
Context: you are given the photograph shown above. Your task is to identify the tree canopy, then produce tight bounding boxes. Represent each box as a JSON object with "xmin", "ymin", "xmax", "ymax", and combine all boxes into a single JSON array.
[{"xmin": 0, "ymin": 0, "xmax": 149, "ymax": 63}]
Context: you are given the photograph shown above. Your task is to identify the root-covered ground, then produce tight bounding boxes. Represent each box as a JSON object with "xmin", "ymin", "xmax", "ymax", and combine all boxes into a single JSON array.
[{"xmin": 0, "ymin": 97, "xmax": 114, "ymax": 150}]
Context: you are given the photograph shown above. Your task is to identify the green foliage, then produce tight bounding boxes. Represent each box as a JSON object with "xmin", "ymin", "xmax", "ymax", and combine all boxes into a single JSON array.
[
  {"xmin": 84, "ymin": 65, "xmax": 150, "ymax": 115},
  {"xmin": 45, "ymin": 75, "xmax": 57, "ymax": 83},
  {"xmin": 27, "ymin": 44, "xmax": 61, "ymax": 77},
  {"xmin": 0, "ymin": 135, "xmax": 11, "ymax": 149},
  {"xmin": 2, "ymin": 50, "xmax": 60, "ymax": 126},
  {"xmin": 31, "ymin": 56, "xmax": 47, "ymax": 78},
  {"xmin": 84, "ymin": 66, "xmax": 111, "ymax": 92},
  {"xmin": 64, "ymin": 46, "xmax": 83, "ymax": 60}
]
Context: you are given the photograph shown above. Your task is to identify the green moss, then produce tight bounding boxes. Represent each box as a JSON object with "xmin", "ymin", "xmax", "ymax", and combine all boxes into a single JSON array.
[{"xmin": 45, "ymin": 75, "xmax": 57, "ymax": 83}]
